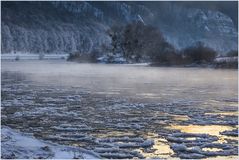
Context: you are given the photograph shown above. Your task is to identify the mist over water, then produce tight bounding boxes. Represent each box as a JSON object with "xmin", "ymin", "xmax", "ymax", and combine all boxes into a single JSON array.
[{"xmin": 2, "ymin": 60, "xmax": 237, "ymax": 103}]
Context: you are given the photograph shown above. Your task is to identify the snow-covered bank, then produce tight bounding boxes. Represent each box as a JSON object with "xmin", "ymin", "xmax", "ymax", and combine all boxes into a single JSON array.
[
  {"xmin": 1, "ymin": 54, "xmax": 68, "ymax": 60},
  {"xmin": 1, "ymin": 126, "xmax": 100, "ymax": 159}
]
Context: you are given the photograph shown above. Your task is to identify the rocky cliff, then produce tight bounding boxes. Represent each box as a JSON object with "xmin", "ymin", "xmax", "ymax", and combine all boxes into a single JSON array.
[{"xmin": 1, "ymin": 1, "xmax": 238, "ymax": 55}]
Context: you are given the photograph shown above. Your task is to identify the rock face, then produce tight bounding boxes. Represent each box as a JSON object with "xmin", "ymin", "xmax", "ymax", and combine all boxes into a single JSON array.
[
  {"xmin": 158, "ymin": 7, "xmax": 238, "ymax": 54},
  {"xmin": 1, "ymin": 1, "xmax": 237, "ymax": 55}
]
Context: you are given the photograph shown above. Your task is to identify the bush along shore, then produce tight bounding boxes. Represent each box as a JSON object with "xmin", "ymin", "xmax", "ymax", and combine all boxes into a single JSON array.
[{"xmin": 67, "ymin": 22, "xmax": 238, "ymax": 69}]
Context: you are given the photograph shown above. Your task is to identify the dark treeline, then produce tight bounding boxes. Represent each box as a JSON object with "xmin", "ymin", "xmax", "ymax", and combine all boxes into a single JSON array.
[
  {"xmin": 107, "ymin": 22, "xmax": 226, "ymax": 65},
  {"xmin": 107, "ymin": 22, "xmax": 175, "ymax": 64},
  {"xmin": 68, "ymin": 22, "xmax": 238, "ymax": 68}
]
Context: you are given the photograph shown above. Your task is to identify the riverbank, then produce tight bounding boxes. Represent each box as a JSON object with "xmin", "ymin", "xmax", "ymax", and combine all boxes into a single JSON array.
[
  {"xmin": 1, "ymin": 126, "xmax": 99, "ymax": 159},
  {"xmin": 2, "ymin": 53, "xmax": 237, "ymax": 69},
  {"xmin": 149, "ymin": 56, "xmax": 238, "ymax": 69},
  {"xmin": 1, "ymin": 53, "xmax": 68, "ymax": 60},
  {"xmin": 68, "ymin": 54, "xmax": 238, "ymax": 69},
  {"xmin": 150, "ymin": 62, "xmax": 238, "ymax": 69}
]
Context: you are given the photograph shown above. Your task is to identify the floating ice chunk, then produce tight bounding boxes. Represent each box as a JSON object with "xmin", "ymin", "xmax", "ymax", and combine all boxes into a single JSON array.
[
  {"xmin": 171, "ymin": 143, "xmax": 187, "ymax": 152},
  {"xmin": 168, "ymin": 132, "xmax": 218, "ymax": 143},
  {"xmin": 99, "ymin": 152, "xmax": 134, "ymax": 159},
  {"xmin": 220, "ymin": 129, "xmax": 238, "ymax": 137},
  {"xmin": 98, "ymin": 137, "xmax": 153, "ymax": 149},
  {"xmin": 179, "ymin": 153, "xmax": 205, "ymax": 159},
  {"xmin": 47, "ymin": 135, "xmax": 95, "ymax": 142},
  {"xmin": 66, "ymin": 95, "xmax": 82, "ymax": 101},
  {"xmin": 94, "ymin": 147, "xmax": 120, "ymax": 153},
  {"xmin": 140, "ymin": 139, "xmax": 154, "ymax": 147},
  {"xmin": 188, "ymin": 146, "xmax": 202, "ymax": 153},
  {"xmin": 114, "ymin": 123, "xmax": 143, "ymax": 130},
  {"xmin": 201, "ymin": 143, "xmax": 234, "ymax": 150},
  {"xmin": 99, "ymin": 137, "xmax": 145, "ymax": 143},
  {"xmin": 51, "ymin": 124, "xmax": 93, "ymax": 132}
]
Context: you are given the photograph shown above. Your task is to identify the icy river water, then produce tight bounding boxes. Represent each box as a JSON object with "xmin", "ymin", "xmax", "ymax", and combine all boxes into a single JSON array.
[{"xmin": 1, "ymin": 60, "xmax": 238, "ymax": 159}]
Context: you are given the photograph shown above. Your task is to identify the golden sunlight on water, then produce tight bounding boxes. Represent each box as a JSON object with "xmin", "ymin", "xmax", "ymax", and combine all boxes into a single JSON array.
[
  {"xmin": 168, "ymin": 125, "xmax": 234, "ymax": 136},
  {"xmin": 153, "ymin": 112, "xmax": 190, "ymax": 121},
  {"xmin": 136, "ymin": 133, "xmax": 175, "ymax": 159},
  {"xmin": 171, "ymin": 115, "xmax": 190, "ymax": 121},
  {"xmin": 185, "ymin": 137, "xmax": 197, "ymax": 140},
  {"xmin": 228, "ymin": 103, "xmax": 239, "ymax": 107},
  {"xmin": 167, "ymin": 125, "xmax": 238, "ymax": 143}
]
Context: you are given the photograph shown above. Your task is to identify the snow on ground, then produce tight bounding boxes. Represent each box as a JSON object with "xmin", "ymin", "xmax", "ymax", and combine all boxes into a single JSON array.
[
  {"xmin": 215, "ymin": 56, "xmax": 238, "ymax": 63},
  {"xmin": 1, "ymin": 126, "xmax": 100, "ymax": 159},
  {"xmin": 1, "ymin": 53, "xmax": 68, "ymax": 60}
]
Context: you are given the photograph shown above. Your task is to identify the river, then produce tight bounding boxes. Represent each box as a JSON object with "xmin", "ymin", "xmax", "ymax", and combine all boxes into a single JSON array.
[{"xmin": 1, "ymin": 60, "xmax": 238, "ymax": 159}]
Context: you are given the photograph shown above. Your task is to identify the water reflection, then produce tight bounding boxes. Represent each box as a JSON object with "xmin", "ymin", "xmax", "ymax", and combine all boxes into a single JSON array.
[
  {"xmin": 169, "ymin": 125, "xmax": 234, "ymax": 136},
  {"xmin": 168, "ymin": 124, "xmax": 237, "ymax": 143},
  {"xmin": 136, "ymin": 133, "xmax": 174, "ymax": 159},
  {"xmin": 171, "ymin": 115, "xmax": 190, "ymax": 121}
]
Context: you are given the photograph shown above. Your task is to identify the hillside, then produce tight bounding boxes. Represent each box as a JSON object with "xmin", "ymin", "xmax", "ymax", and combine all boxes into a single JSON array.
[{"xmin": 1, "ymin": 1, "xmax": 238, "ymax": 55}]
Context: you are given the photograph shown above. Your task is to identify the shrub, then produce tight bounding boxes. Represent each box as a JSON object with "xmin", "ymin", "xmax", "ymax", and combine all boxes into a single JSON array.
[
  {"xmin": 67, "ymin": 49, "xmax": 99, "ymax": 63},
  {"xmin": 214, "ymin": 61, "xmax": 238, "ymax": 69},
  {"xmin": 107, "ymin": 22, "xmax": 179, "ymax": 64},
  {"xmin": 15, "ymin": 55, "xmax": 20, "ymax": 61},
  {"xmin": 226, "ymin": 50, "xmax": 238, "ymax": 57},
  {"xmin": 149, "ymin": 42, "xmax": 182, "ymax": 65},
  {"xmin": 182, "ymin": 42, "xmax": 217, "ymax": 64},
  {"xmin": 39, "ymin": 53, "xmax": 45, "ymax": 60},
  {"xmin": 123, "ymin": 22, "xmax": 166, "ymax": 62}
]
